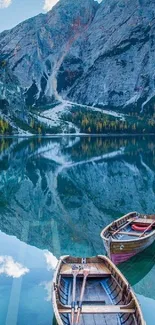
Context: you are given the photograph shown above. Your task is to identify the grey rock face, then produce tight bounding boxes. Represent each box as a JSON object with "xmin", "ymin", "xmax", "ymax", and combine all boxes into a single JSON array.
[
  {"xmin": 0, "ymin": 54, "xmax": 26, "ymax": 124},
  {"xmin": 0, "ymin": 0, "xmax": 98, "ymax": 106},
  {"xmin": 68, "ymin": 0, "xmax": 155, "ymax": 111},
  {"xmin": 0, "ymin": 0, "xmax": 155, "ymax": 112}
]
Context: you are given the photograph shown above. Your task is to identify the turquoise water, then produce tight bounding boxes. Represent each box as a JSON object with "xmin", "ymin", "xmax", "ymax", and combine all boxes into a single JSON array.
[{"xmin": 0, "ymin": 136, "xmax": 155, "ymax": 324}]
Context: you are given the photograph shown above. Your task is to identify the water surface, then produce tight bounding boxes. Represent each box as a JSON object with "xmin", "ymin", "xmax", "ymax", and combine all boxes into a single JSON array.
[{"xmin": 0, "ymin": 135, "xmax": 155, "ymax": 324}]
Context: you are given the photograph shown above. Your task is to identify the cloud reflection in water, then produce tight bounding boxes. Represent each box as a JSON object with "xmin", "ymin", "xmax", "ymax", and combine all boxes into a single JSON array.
[{"xmin": 0, "ymin": 255, "xmax": 29, "ymax": 278}]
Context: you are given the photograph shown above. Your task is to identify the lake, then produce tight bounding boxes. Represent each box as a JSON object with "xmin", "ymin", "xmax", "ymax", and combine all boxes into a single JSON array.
[{"xmin": 0, "ymin": 135, "xmax": 155, "ymax": 325}]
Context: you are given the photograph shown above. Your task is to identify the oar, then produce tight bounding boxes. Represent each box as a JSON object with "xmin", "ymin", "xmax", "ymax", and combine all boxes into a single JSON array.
[
  {"xmin": 139, "ymin": 220, "xmax": 155, "ymax": 238},
  {"xmin": 71, "ymin": 265, "xmax": 79, "ymax": 325},
  {"xmin": 76, "ymin": 268, "xmax": 90, "ymax": 324},
  {"xmin": 112, "ymin": 218, "xmax": 135, "ymax": 236},
  {"xmin": 112, "ymin": 215, "xmax": 140, "ymax": 236}
]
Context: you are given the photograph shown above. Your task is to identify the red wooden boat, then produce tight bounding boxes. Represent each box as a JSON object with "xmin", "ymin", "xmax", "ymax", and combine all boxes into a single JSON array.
[{"xmin": 100, "ymin": 211, "xmax": 155, "ymax": 264}]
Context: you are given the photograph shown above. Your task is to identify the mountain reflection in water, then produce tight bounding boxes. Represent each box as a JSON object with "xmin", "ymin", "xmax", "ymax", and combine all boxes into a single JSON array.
[{"xmin": 0, "ymin": 135, "xmax": 155, "ymax": 324}]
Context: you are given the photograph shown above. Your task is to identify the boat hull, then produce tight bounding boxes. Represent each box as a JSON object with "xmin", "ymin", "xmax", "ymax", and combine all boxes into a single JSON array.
[
  {"xmin": 101, "ymin": 212, "xmax": 155, "ymax": 264},
  {"xmin": 103, "ymin": 232, "xmax": 155, "ymax": 264}
]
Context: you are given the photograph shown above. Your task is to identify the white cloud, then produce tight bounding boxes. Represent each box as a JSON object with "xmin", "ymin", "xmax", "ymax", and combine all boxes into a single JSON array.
[
  {"xmin": 43, "ymin": 0, "xmax": 102, "ymax": 12},
  {"xmin": 43, "ymin": 0, "xmax": 59, "ymax": 12},
  {"xmin": 0, "ymin": 256, "xmax": 29, "ymax": 278},
  {"xmin": 40, "ymin": 281, "xmax": 52, "ymax": 301},
  {"xmin": 0, "ymin": 0, "xmax": 12, "ymax": 9},
  {"xmin": 44, "ymin": 251, "xmax": 58, "ymax": 270}
]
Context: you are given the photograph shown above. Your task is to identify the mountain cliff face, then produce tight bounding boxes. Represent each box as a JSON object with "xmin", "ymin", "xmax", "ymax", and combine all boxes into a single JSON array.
[
  {"xmin": 0, "ymin": 54, "xmax": 27, "ymax": 132},
  {"xmin": 68, "ymin": 0, "xmax": 155, "ymax": 112},
  {"xmin": 0, "ymin": 0, "xmax": 98, "ymax": 106},
  {"xmin": 0, "ymin": 0, "xmax": 155, "ymax": 131}
]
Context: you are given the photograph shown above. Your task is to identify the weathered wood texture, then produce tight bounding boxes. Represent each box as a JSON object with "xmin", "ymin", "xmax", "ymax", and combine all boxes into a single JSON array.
[
  {"xmin": 60, "ymin": 263, "xmax": 111, "ymax": 277},
  {"xmin": 52, "ymin": 256, "xmax": 145, "ymax": 325},
  {"xmin": 101, "ymin": 212, "xmax": 155, "ymax": 264}
]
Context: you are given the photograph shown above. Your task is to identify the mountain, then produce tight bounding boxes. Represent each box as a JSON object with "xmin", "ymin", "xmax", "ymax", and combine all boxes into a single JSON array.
[
  {"xmin": 0, "ymin": 0, "xmax": 98, "ymax": 106},
  {"xmin": 0, "ymin": 0, "xmax": 155, "ymax": 134}
]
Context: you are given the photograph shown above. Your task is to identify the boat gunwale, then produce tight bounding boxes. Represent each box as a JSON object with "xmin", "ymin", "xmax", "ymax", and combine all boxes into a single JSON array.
[
  {"xmin": 100, "ymin": 211, "xmax": 155, "ymax": 243},
  {"xmin": 52, "ymin": 255, "xmax": 70, "ymax": 325}
]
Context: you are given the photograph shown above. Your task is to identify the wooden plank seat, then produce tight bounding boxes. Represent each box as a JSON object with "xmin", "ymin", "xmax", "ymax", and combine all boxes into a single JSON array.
[
  {"xmin": 117, "ymin": 231, "xmax": 145, "ymax": 237},
  {"xmin": 60, "ymin": 263, "xmax": 111, "ymax": 277},
  {"xmin": 128, "ymin": 218, "xmax": 155, "ymax": 225},
  {"xmin": 58, "ymin": 305, "xmax": 135, "ymax": 314}
]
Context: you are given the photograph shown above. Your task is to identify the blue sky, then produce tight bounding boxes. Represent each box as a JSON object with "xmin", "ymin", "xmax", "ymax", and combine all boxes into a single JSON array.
[
  {"xmin": 0, "ymin": 0, "xmax": 102, "ymax": 33},
  {"xmin": 0, "ymin": 0, "xmax": 44, "ymax": 32}
]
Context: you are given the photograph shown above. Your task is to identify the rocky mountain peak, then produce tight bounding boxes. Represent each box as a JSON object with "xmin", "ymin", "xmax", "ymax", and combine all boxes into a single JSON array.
[
  {"xmin": 0, "ymin": 0, "xmax": 98, "ymax": 106},
  {"xmin": 1, "ymin": 0, "xmax": 155, "ymax": 134}
]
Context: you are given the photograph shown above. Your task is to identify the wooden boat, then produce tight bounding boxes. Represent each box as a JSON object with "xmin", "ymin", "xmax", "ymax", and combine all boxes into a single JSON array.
[
  {"xmin": 52, "ymin": 255, "xmax": 145, "ymax": 325},
  {"xmin": 101, "ymin": 211, "xmax": 155, "ymax": 264}
]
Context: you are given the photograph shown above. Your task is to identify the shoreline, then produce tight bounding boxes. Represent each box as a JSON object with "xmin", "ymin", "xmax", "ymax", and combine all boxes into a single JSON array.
[{"xmin": 0, "ymin": 133, "xmax": 155, "ymax": 139}]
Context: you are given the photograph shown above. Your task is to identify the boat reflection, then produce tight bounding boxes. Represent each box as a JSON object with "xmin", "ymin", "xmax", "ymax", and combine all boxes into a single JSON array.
[{"xmin": 119, "ymin": 240, "xmax": 155, "ymax": 286}]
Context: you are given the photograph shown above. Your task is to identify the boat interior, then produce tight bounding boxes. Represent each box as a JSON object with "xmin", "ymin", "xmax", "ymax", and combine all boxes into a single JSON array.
[
  {"xmin": 106, "ymin": 214, "xmax": 155, "ymax": 241},
  {"xmin": 56, "ymin": 258, "xmax": 141, "ymax": 325}
]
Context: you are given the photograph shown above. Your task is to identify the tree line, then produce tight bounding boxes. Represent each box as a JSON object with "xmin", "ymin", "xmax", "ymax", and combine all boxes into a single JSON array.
[
  {"xmin": 65, "ymin": 110, "xmax": 155, "ymax": 134},
  {"xmin": 0, "ymin": 119, "xmax": 12, "ymax": 135}
]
